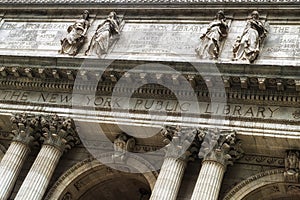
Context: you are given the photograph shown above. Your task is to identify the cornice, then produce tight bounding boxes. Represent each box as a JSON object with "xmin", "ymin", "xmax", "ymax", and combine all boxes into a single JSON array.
[
  {"xmin": 0, "ymin": 65, "xmax": 299, "ymax": 106},
  {"xmin": 0, "ymin": 64, "xmax": 299, "ymax": 92},
  {"xmin": 0, "ymin": 0, "xmax": 299, "ymax": 5}
]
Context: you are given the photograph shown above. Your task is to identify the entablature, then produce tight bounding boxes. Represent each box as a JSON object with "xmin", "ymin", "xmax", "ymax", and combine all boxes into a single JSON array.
[{"xmin": 0, "ymin": 56, "xmax": 299, "ymax": 97}]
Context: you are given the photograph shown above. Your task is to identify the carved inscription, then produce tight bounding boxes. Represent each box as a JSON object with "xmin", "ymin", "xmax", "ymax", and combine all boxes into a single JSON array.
[
  {"xmin": 0, "ymin": 21, "xmax": 71, "ymax": 50},
  {"xmin": 0, "ymin": 90, "xmax": 298, "ymax": 121},
  {"xmin": 262, "ymin": 25, "xmax": 300, "ymax": 58},
  {"xmin": 113, "ymin": 23, "xmax": 206, "ymax": 55}
]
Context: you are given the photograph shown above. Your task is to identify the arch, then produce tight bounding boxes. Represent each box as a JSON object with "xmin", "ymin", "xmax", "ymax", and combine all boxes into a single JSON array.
[
  {"xmin": 45, "ymin": 152, "xmax": 158, "ymax": 200},
  {"xmin": 223, "ymin": 169, "xmax": 287, "ymax": 200}
]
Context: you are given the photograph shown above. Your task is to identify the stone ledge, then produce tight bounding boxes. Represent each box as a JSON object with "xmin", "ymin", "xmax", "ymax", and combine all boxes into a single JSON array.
[{"xmin": 0, "ymin": 0, "xmax": 299, "ymax": 5}]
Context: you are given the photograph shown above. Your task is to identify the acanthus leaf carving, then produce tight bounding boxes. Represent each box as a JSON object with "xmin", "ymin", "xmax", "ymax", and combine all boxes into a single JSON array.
[
  {"xmin": 41, "ymin": 115, "xmax": 80, "ymax": 152},
  {"xmin": 10, "ymin": 113, "xmax": 41, "ymax": 146},
  {"xmin": 198, "ymin": 129, "xmax": 243, "ymax": 167},
  {"xmin": 161, "ymin": 126, "xmax": 204, "ymax": 161}
]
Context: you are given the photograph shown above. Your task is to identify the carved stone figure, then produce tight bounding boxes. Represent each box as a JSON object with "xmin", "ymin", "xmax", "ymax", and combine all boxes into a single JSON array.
[
  {"xmin": 284, "ymin": 150, "xmax": 300, "ymax": 182},
  {"xmin": 59, "ymin": 10, "xmax": 90, "ymax": 56},
  {"xmin": 85, "ymin": 11, "xmax": 120, "ymax": 57},
  {"xmin": 196, "ymin": 10, "xmax": 228, "ymax": 59},
  {"xmin": 232, "ymin": 11, "xmax": 268, "ymax": 62},
  {"xmin": 112, "ymin": 133, "xmax": 135, "ymax": 162}
]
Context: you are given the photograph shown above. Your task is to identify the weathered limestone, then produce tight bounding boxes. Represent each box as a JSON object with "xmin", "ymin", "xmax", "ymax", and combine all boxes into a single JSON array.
[
  {"xmin": 0, "ymin": 114, "xmax": 40, "ymax": 200},
  {"xmin": 15, "ymin": 115, "xmax": 79, "ymax": 200},
  {"xmin": 150, "ymin": 127, "xmax": 201, "ymax": 200},
  {"xmin": 150, "ymin": 156, "xmax": 186, "ymax": 200},
  {"xmin": 112, "ymin": 133, "xmax": 135, "ymax": 162},
  {"xmin": 284, "ymin": 150, "xmax": 300, "ymax": 182},
  {"xmin": 191, "ymin": 129, "xmax": 243, "ymax": 200}
]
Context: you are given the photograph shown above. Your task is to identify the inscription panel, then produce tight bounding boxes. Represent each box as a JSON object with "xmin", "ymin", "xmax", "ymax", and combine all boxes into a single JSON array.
[
  {"xmin": 261, "ymin": 25, "xmax": 300, "ymax": 59},
  {"xmin": 112, "ymin": 23, "xmax": 206, "ymax": 56},
  {"xmin": 0, "ymin": 21, "xmax": 71, "ymax": 51},
  {"xmin": 0, "ymin": 90, "xmax": 299, "ymax": 122}
]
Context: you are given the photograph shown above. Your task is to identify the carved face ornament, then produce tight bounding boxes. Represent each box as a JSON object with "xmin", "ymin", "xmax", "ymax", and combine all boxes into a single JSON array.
[{"xmin": 251, "ymin": 11, "xmax": 259, "ymax": 20}]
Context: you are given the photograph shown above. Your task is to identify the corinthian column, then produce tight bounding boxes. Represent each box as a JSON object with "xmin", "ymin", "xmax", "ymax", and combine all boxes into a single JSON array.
[
  {"xmin": 0, "ymin": 114, "xmax": 40, "ymax": 200},
  {"xmin": 15, "ymin": 115, "xmax": 79, "ymax": 200},
  {"xmin": 150, "ymin": 126, "xmax": 201, "ymax": 200},
  {"xmin": 191, "ymin": 129, "xmax": 243, "ymax": 200}
]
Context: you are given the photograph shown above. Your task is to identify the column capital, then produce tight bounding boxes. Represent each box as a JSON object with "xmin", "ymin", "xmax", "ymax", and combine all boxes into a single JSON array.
[
  {"xmin": 41, "ymin": 115, "xmax": 80, "ymax": 152},
  {"xmin": 10, "ymin": 113, "xmax": 41, "ymax": 146},
  {"xmin": 112, "ymin": 133, "xmax": 135, "ymax": 162},
  {"xmin": 161, "ymin": 126, "xmax": 202, "ymax": 161},
  {"xmin": 198, "ymin": 129, "xmax": 243, "ymax": 167}
]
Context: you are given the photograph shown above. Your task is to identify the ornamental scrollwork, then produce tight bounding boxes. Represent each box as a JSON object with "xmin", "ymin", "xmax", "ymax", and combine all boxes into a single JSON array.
[{"xmin": 292, "ymin": 110, "xmax": 300, "ymax": 119}]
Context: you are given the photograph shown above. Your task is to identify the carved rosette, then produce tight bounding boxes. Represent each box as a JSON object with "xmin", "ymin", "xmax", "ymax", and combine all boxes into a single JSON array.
[
  {"xmin": 284, "ymin": 150, "xmax": 300, "ymax": 183},
  {"xmin": 198, "ymin": 129, "xmax": 243, "ymax": 167},
  {"xmin": 112, "ymin": 133, "xmax": 135, "ymax": 162},
  {"xmin": 62, "ymin": 192, "xmax": 72, "ymax": 200},
  {"xmin": 161, "ymin": 126, "xmax": 203, "ymax": 161},
  {"xmin": 10, "ymin": 113, "xmax": 41, "ymax": 146},
  {"xmin": 41, "ymin": 115, "xmax": 80, "ymax": 152}
]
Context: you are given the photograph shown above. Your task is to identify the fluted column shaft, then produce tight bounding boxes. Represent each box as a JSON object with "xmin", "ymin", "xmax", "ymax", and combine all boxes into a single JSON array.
[
  {"xmin": 150, "ymin": 157, "xmax": 187, "ymax": 200},
  {"xmin": 14, "ymin": 145, "xmax": 62, "ymax": 200},
  {"xmin": 0, "ymin": 142, "xmax": 30, "ymax": 200},
  {"xmin": 191, "ymin": 160, "xmax": 225, "ymax": 200}
]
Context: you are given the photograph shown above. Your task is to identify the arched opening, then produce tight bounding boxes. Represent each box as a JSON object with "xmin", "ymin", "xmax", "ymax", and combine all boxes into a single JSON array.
[
  {"xmin": 243, "ymin": 182, "xmax": 300, "ymax": 200},
  {"xmin": 223, "ymin": 169, "xmax": 291, "ymax": 200},
  {"xmin": 46, "ymin": 154, "xmax": 158, "ymax": 200},
  {"xmin": 78, "ymin": 172, "xmax": 151, "ymax": 200}
]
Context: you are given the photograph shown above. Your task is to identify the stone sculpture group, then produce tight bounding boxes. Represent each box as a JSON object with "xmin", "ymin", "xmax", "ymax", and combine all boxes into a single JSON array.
[
  {"xmin": 59, "ymin": 10, "xmax": 268, "ymax": 62},
  {"xmin": 59, "ymin": 11, "xmax": 121, "ymax": 57}
]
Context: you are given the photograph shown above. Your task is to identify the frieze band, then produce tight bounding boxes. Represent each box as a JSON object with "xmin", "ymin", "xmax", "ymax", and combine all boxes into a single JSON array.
[{"xmin": 57, "ymin": 10, "xmax": 268, "ymax": 62}]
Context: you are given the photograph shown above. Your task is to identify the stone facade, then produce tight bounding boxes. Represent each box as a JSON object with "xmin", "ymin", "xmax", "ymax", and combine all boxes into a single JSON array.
[{"xmin": 0, "ymin": 1, "xmax": 299, "ymax": 200}]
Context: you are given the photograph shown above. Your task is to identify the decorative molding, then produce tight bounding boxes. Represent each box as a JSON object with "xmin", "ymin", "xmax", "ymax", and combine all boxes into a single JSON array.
[
  {"xmin": 237, "ymin": 154, "xmax": 284, "ymax": 167},
  {"xmin": 45, "ymin": 155, "xmax": 158, "ymax": 200},
  {"xmin": 61, "ymin": 192, "xmax": 72, "ymax": 200},
  {"xmin": 0, "ymin": 0, "xmax": 298, "ymax": 5},
  {"xmin": 293, "ymin": 110, "xmax": 300, "ymax": 119},
  {"xmin": 223, "ymin": 168, "xmax": 285, "ymax": 200},
  {"xmin": 0, "ymin": 64, "xmax": 299, "ymax": 95}
]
